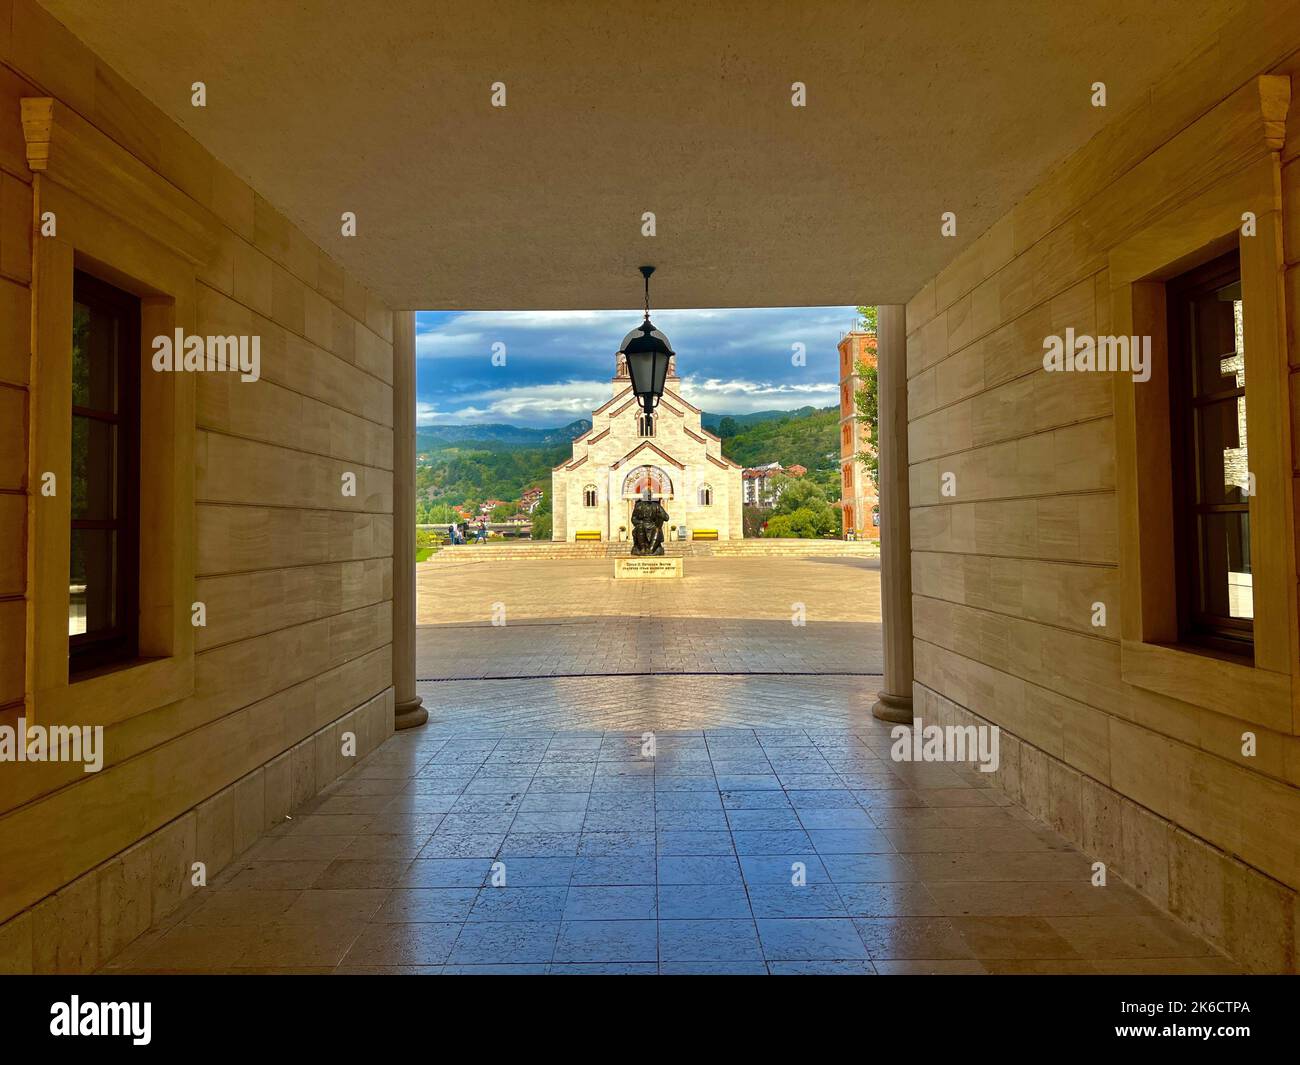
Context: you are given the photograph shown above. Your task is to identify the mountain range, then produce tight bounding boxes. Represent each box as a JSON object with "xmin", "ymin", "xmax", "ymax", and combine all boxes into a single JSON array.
[
  {"xmin": 417, "ymin": 408, "xmax": 819, "ymax": 450},
  {"xmin": 416, "ymin": 419, "xmax": 591, "ymax": 450}
]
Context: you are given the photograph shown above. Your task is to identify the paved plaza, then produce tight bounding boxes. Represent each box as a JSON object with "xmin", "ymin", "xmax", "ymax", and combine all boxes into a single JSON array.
[{"xmin": 415, "ymin": 556, "xmax": 882, "ymax": 680}]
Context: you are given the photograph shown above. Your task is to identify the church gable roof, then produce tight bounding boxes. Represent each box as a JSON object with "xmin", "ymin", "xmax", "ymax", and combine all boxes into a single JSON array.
[
  {"xmin": 592, "ymin": 386, "xmax": 634, "ymax": 417},
  {"xmin": 611, "ymin": 440, "xmax": 685, "ymax": 470}
]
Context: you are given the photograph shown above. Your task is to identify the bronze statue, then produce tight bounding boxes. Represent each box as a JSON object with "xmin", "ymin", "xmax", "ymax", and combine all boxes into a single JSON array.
[{"xmin": 631, "ymin": 487, "xmax": 669, "ymax": 555}]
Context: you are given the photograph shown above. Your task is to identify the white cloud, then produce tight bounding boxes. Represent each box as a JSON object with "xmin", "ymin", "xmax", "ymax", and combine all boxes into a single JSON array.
[
  {"xmin": 675, "ymin": 377, "xmax": 838, "ymax": 415},
  {"xmin": 415, "ymin": 304, "xmax": 861, "ymax": 425},
  {"xmin": 418, "ymin": 379, "xmax": 612, "ymax": 426},
  {"xmin": 417, "ymin": 375, "xmax": 839, "ymax": 425}
]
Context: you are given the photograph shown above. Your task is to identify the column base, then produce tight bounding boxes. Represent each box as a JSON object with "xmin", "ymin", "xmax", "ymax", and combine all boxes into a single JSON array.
[
  {"xmin": 394, "ymin": 695, "xmax": 428, "ymax": 730},
  {"xmin": 871, "ymin": 691, "xmax": 913, "ymax": 724}
]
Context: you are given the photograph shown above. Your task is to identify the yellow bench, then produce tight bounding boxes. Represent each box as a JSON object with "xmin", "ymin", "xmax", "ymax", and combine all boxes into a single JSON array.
[
  {"xmin": 692, "ymin": 529, "xmax": 718, "ymax": 540},
  {"xmin": 575, "ymin": 530, "xmax": 602, "ymax": 541}
]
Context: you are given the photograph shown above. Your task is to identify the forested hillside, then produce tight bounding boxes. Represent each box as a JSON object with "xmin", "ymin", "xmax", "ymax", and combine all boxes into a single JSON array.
[
  {"xmin": 719, "ymin": 406, "xmax": 839, "ymax": 473},
  {"xmin": 415, "ymin": 443, "xmax": 568, "ymax": 509}
]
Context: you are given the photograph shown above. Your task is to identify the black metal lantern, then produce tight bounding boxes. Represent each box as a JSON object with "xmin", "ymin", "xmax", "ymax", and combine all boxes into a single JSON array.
[{"xmin": 620, "ymin": 266, "xmax": 674, "ymax": 416}]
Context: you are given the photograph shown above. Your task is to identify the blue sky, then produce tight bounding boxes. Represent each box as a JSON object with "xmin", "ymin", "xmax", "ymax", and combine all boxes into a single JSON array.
[{"xmin": 415, "ymin": 306, "xmax": 861, "ymax": 427}]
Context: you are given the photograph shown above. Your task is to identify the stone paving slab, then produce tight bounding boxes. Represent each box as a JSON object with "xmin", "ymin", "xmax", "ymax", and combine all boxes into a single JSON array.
[
  {"xmin": 104, "ymin": 682, "xmax": 1236, "ymax": 976},
  {"xmin": 418, "ymin": 617, "xmax": 879, "ymax": 680},
  {"xmin": 416, "ymin": 675, "xmax": 881, "ymax": 732},
  {"xmin": 417, "ymin": 557, "xmax": 881, "ymax": 680},
  {"xmin": 99, "ymin": 560, "xmax": 1232, "ymax": 975}
]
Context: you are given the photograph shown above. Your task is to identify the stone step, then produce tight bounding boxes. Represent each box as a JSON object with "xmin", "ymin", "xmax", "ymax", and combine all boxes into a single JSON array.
[{"xmin": 427, "ymin": 539, "xmax": 879, "ymax": 562}]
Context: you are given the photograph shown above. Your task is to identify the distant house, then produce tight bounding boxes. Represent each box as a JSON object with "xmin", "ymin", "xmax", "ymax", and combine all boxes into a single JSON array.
[
  {"xmin": 786, "ymin": 464, "xmax": 807, "ymax": 477},
  {"xmin": 742, "ymin": 462, "xmax": 784, "ymax": 507},
  {"xmin": 521, "ymin": 486, "xmax": 544, "ymax": 513}
]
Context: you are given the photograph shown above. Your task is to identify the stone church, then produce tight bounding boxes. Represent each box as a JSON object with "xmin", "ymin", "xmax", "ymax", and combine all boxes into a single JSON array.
[{"xmin": 552, "ymin": 352, "xmax": 743, "ymax": 541}]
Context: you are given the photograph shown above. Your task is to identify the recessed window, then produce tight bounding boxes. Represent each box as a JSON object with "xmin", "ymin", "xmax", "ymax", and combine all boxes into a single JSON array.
[
  {"xmin": 699, "ymin": 484, "xmax": 712, "ymax": 506},
  {"xmin": 1167, "ymin": 249, "xmax": 1252, "ymax": 655},
  {"xmin": 69, "ymin": 271, "xmax": 140, "ymax": 675},
  {"xmin": 583, "ymin": 484, "xmax": 598, "ymax": 507},
  {"xmin": 637, "ymin": 413, "xmax": 655, "ymax": 437}
]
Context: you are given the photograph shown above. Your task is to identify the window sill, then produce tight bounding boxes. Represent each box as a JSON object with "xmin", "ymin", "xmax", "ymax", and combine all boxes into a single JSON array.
[
  {"xmin": 1120, "ymin": 638, "xmax": 1290, "ymax": 731},
  {"xmin": 69, "ymin": 653, "xmax": 165, "ymax": 684},
  {"xmin": 32, "ymin": 655, "xmax": 195, "ymax": 729}
]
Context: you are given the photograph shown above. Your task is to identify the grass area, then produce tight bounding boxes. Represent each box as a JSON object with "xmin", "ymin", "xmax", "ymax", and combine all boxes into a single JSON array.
[{"xmin": 415, "ymin": 547, "xmax": 435, "ymax": 562}]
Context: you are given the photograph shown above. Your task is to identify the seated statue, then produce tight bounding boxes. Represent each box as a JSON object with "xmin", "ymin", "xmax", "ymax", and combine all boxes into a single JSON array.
[{"xmin": 630, "ymin": 488, "xmax": 669, "ymax": 556}]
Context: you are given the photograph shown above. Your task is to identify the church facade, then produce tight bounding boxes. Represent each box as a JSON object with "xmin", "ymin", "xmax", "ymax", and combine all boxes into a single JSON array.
[{"xmin": 552, "ymin": 354, "xmax": 743, "ymax": 542}]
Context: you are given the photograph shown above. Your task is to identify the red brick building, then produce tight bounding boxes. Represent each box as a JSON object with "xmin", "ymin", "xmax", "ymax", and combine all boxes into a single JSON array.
[{"xmin": 837, "ymin": 331, "xmax": 879, "ymax": 538}]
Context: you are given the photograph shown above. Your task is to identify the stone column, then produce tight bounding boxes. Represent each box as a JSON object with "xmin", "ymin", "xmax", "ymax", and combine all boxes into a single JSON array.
[
  {"xmin": 872, "ymin": 304, "xmax": 914, "ymax": 723},
  {"xmin": 392, "ymin": 311, "xmax": 428, "ymax": 730}
]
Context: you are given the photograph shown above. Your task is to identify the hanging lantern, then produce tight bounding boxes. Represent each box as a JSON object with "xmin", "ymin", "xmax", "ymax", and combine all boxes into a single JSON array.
[{"xmin": 619, "ymin": 266, "xmax": 675, "ymax": 416}]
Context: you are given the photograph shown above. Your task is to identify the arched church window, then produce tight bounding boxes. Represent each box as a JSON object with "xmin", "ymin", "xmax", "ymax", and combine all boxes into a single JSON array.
[
  {"xmin": 583, "ymin": 485, "xmax": 598, "ymax": 507},
  {"xmin": 621, "ymin": 465, "xmax": 673, "ymax": 498},
  {"xmin": 699, "ymin": 484, "xmax": 713, "ymax": 506},
  {"xmin": 637, "ymin": 413, "xmax": 655, "ymax": 437}
]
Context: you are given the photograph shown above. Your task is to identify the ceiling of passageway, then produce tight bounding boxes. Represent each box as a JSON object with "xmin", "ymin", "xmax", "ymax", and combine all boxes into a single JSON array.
[{"xmin": 40, "ymin": 0, "xmax": 1244, "ymax": 310}]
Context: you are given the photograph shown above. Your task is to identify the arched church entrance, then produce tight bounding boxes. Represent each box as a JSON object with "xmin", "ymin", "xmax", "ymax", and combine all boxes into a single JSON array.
[{"xmin": 620, "ymin": 464, "xmax": 674, "ymax": 540}]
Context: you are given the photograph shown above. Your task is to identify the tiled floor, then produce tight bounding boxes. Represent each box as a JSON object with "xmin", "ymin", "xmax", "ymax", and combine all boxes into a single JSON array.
[
  {"xmin": 102, "ymin": 557, "xmax": 1232, "ymax": 974},
  {"xmin": 104, "ymin": 682, "xmax": 1236, "ymax": 975}
]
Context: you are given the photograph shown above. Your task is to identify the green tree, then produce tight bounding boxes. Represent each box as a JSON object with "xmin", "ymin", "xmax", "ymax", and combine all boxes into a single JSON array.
[
  {"xmin": 854, "ymin": 357, "xmax": 879, "ymax": 488},
  {"xmin": 769, "ymin": 475, "xmax": 822, "ymax": 515},
  {"xmin": 490, "ymin": 503, "xmax": 515, "ymax": 522},
  {"xmin": 531, "ymin": 512, "xmax": 552, "ymax": 540},
  {"xmin": 717, "ymin": 415, "xmax": 739, "ymax": 438},
  {"xmin": 417, "ymin": 500, "xmax": 458, "ymax": 524},
  {"xmin": 853, "ymin": 305, "xmax": 880, "ymax": 490},
  {"xmin": 764, "ymin": 506, "xmax": 835, "ymax": 539},
  {"xmin": 763, "ymin": 475, "xmax": 837, "ymax": 537}
]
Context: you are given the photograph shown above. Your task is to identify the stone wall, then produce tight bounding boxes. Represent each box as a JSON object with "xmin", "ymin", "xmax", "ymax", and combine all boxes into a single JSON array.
[
  {"xmin": 0, "ymin": 0, "xmax": 395, "ymax": 971},
  {"xmin": 903, "ymin": 9, "xmax": 1300, "ymax": 971}
]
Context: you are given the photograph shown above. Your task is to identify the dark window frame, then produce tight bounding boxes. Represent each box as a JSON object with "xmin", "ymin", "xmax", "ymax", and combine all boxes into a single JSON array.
[
  {"xmin": 69, "ymin": 270, "xmax": 141, "ymax": 675},
  {"xmin": 1166, "ymin": 249, "xmax": 1253, "ymax": 659}
]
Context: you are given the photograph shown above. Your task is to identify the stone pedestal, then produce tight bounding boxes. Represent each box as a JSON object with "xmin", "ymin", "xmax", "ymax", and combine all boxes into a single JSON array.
[{"xmin": 614, "ymin": 557, "xmax": 683, "ymax": 579}]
